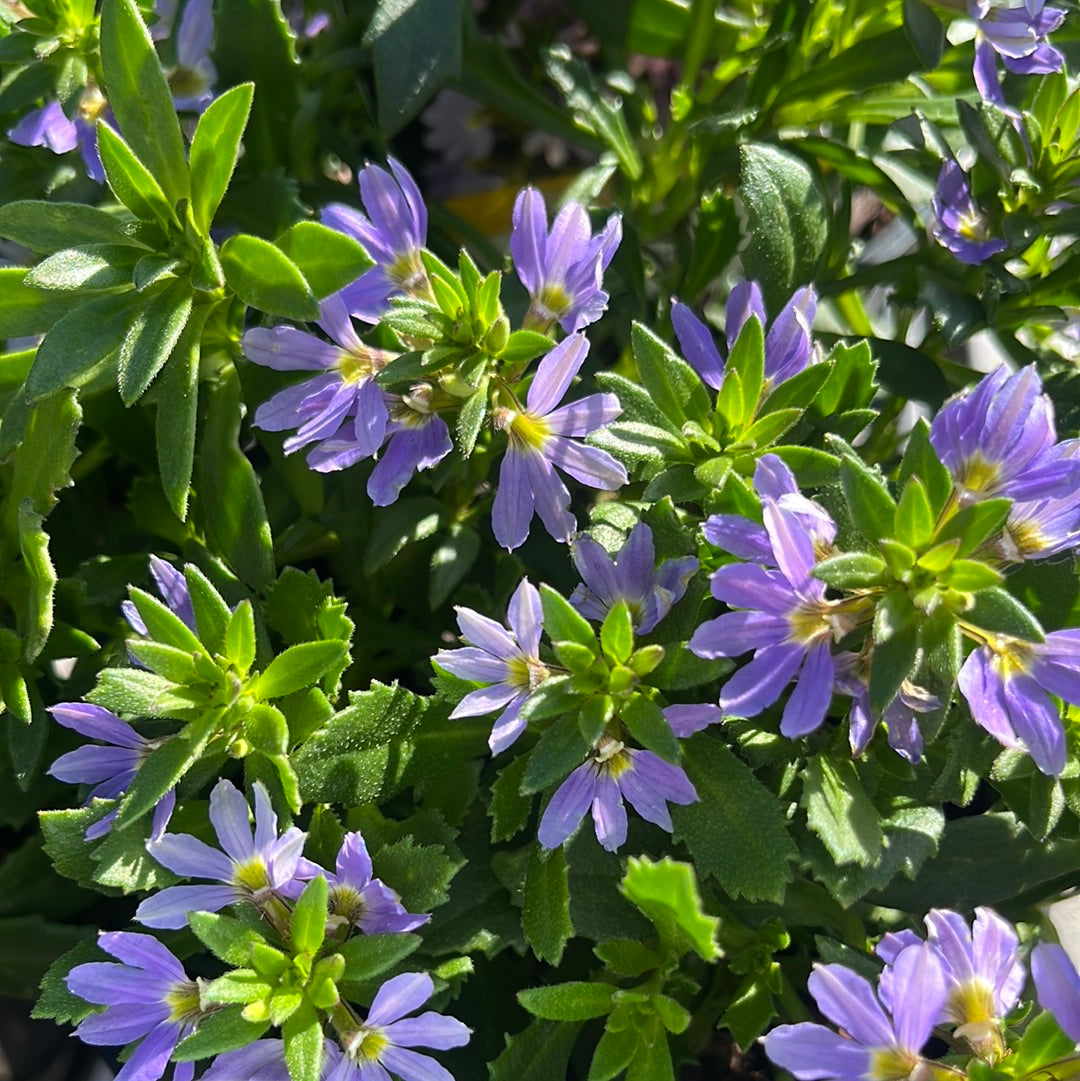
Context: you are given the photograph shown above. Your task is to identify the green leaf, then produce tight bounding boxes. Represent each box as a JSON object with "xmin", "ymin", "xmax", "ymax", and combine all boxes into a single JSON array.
[
  {"xmin": 934, "ymin": 499, "xmax": 1011, "ymax": 558},
  {"xmin": 588, "ymin": 1024, "xmax": 637, "ymax": 1081},
  {"xmin": 189, "ymin": 82, "xmax": 255, "ymax": 235},
  {"xmin": 540, "ymin": 584, "xmax": 597, "ymax": 649},
  {"xmin": 456, "ymin": 377, "xmax": 490, "ymax": 458},
  {"xmin": 338, "ymin": 932, "xmax": 421, "ymax": 984},
  {"xmin": 373, "ymin": 836, "xmax": 462, "ymax": 912},
  {"xmin": 364, "ymin": 497, "xmax": 444, "ymax": 575},
  {"xmin": 24, "ymin": 244, "xmax": 138, "ymax": 291},
  {"xmin": 771, "ymin": 445, "xmax": 840, "ymax": 487},
  {"xmin": 174, "ymin": 1006, "xmax": 269, "ymax": 1061},
  {"xmin": 631, "ymin": 322, "xmax": 711, "ymax": 429},
  {"xmin": 671, "ymin": 734, "xmax": 796, "ymax": 902},
  {"xmin": 521, "ymin": 718, "xmax": 587, "ymax": 794},
  {"xmin": 1010, "ymin": 1012, "xmax": 1077, "ymax": 1078},
  {"xmin": 254, "ymin": 640, "xmax": 349, "ymax": 700},
  {"xmin": 220, "ymin": 234, "xmax": 319, "ymax": 321},
  {"xmin": 368, "ymin": 0, "xmax": 463, "ymax": 134},
  {"xmin": 944, "ymin": 559, "xmax": 1003, "ymax": 592},
  {"xmin": 491, "ymin": 755, "xmax": 533, "ymax": 842},
  {"xmin": 518, "ymin": 982, "xmax": 615, "ymax": 1021},
  {"xmin": 198, "ymin": 367, "xmax": 276, "ymax": 588},
  {"xmin": 812, "ymin": 552, "xmax": 889, "ymax": 589},
  {"xmin": 275, "ymin": 221, "xmax": 374, "ymax": 300},
  {"xmin": 0, "ymin": 201, "xmax": 145, "ymax": 254},
  {"xmin": 489, "ymin": 1020, "xmax": 582, "ymax": 1081},
  {"xmin": 727, "ymin": 316, "xmax": 765, "ymax": 423},
  {"xmin": 523, "ymin": 844, "xmax": 573, "ymax": 964},
  {"xmin": 86, "ymin": 668, "xmax": 198, "ymax": 719},
  {"xmin": 127, "ymin": 586, "xmax": 205, "ymax": 654},
  {"xmin": 626, "ymin": 1016, "xmax": 674, "ymax": 1081},
  {"xmin": 188, "ymin": 911, "xmax": 267, "ymax": 966},
  {"xmin": 870, "ymin": 589, "xmax": 920, "ymax": 713},
  {"xmin": 96, "ymin": 121, "xmax": 177, "ymax": 230},
  {"xmin": 283, "ymin": 1001, "xmax": 323, "ymax": 1081},
  {"xmin": 118, "ymin": 283, "xmax": 193, "ymax": 404},
  {"xmin": 802, "ymin": 757, "xmax": 884, "ymax": 868},
  {"xmin": 898, "ymin": 417, "xmax": 951, "ymax": 515},
  {"xmin": 964, "ymin": 588, "xmax": 1044, "ymax": 642},
  {"xmin": 99, "ymin": 0, "xmax": 189, "ymax": 202},
  {"xmin": 499, "ymin": 330, "xmax": 553, "ymax": 364},
  {"xmin": 291, "ymin": 875, "xmax": 327, "ymax": 956},
  {"xmin": 25, "ymin": 292, "xmax": 135, "ymax": 401},
  {"xmin": 738, "ymin": 143, "xmax": 827, "ymax": 310},
  {"xmin": 126, "ymin": 640, "xmax": 199, "ymax": 682},
  {"xmin": 719, "ymin": 973, "xmax": 777, "ymax": 1047},
  {"xmin": 113, "ymin": 712, "xmax": 217, "ymax": 829},
  {"xmin": 600, "ymin": 601, "xmax": 633, "ymax": 665},
  {"xmin": 894, "ymin": 477, "xmax": 934, "ymax": 549},
  {"xmin": 184, "ymin": 565, "xmax": 233, "ymax": 656},
  {"xmin": 742, "ymin": 407, "xmax": 801, "ymax": 449},
  {"xmin": 0, "ymin": 269, "xmax": 87, "ymax": 341},
  {"xmin": 155, "ymin": 305, "xmax": 208, "ymax": 520},
  {"xmin": 429, "ymin": 524, "xmax": 480, "ymax": 609},
  {"xmin": 620, "ymin": 856, "xmax": 719, "ymax": 960},
  {"xmin": 620, "ymin": 694, "xmax": 679, "ymax": 763},
  {"xmin": 837, "ymin": 447, "xmax": 897, "ymax": 544},
  {"xmin": 225, "ymin": 600, "xmax": 257, "ymax": 673},
  {"xmin": 32, "ymin": 939, "xmax": 105, "ymax": 1025}
]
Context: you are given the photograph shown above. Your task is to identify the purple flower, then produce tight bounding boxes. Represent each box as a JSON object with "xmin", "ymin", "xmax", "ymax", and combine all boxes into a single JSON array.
[
  {"xmin": 1032, "ymin": 942, "xmax": 1080, "ymax": 1041},
  {"xmin": 833, "ymin": 652, "xmax": 938, "ymax": 764},
  {"xmin": 9, "ymin": 95, "xmax": 106, "ymax": 183},
  {"xmin": 570, "ymin": 523, "xmax": 698, "ymax": 635},
  {"xmin": 325, "ymin": 972, "xmax": 470, "ymax": 1081},
  {"xmin": 135, "ymin": 778, "xmax": 306, "ymax": 929},
  {"xmin": 200, "ymin": 1040, "xmax": 290, "ymax": 1081},
  {"xmin": 365, "ymin": 390, "xmax": 453, "ymax": 506},
  {"xmin": 122, "ymin": 554, "xmax": 196, "ymax": 636},
  {"xmin": 925, "ymin": 908, "xmax": 1025, "ymax": 1032},
  {"xmin": 764, "ymin": 945, "xmax": 947, "ymax": 1081},
  {"xmin": 281, "ymin": 831, "xmax": 429, "ymax": 934},
  {"xmin": 932, "ymin": 161, "xmax": 1006, "ymax": 265},
  {"xmin": 510, "ymin": 187, "xmax": 622, "ymax": 334},
  {"xmin": 433, "ymin": 578, "xmax": 547, "ymax": 754},
  {"xmin": 538, "ymin": 738, "xmax": 697, "ymax": 852},
  {"xmin": 67, "ymin": 931, "xmax": 202, "ymax": 1081},
  {"xmin": 48, "ymin": 703, "xmax": 175, "ymax": 841},
  {"xmin": 702, "ymin": 453, "xmax": 836, "ymax": 565},
  {"xmin": 491, "ymin": 333, "xmax": 626, "ymax": 550},
  {"xmin": 929, "ymin": 365, "xmax": 1080, "ymax": 504},
  {"xmin": 323, "ymin": 159, "xmax": 431, "ymax": 321},
  {"xmin": 690, "ymin": 456, "xmax": 847, "ymax": 738},
  {"xmin": 970, "ymin": 1, "xmax": 1065, "ymax": 104},
  {"xmin": 664, "ymin": 703, "xmax": 722, "ymax": 738},
  {"xmin": 167, "ymin": 0, "xmax": 217, "ymax": 112},
  {"xmin": 246, "ymin": 295, "xmax": 392, "ymax": 473},
  {"xmin": 672, "ymin": 281, "xmax": 817, "ymax": 394},
  {"xmin": 957, "ymin": 629, "xmax": 1080, "ymax": 775},
  {"xmin": 997, "ymin": 444, "xmax": 1080, "ymax": 560}
]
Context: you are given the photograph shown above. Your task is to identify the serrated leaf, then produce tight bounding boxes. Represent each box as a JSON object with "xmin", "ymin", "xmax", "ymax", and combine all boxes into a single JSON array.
[
  {"xmin": 188, "ymin": 911, "xmax": 267, "ymax": 966},
  {"xmin": 671, "ymin": 734, "xmax": 796, "ymax": 902},
  {"xmin": 338, "ymin": 933, "xmax": 421, "ymax": 984},
  {"xmin": 803, "ymin": 757, "xmax": 884, "ymax": 868},
  {"xmin": 523, "ymin": 844, "xmax": 573, "ymax": 964},
  {"xmin": 174, "ymin": 1006, "xmax": 269, "ymax": 1061},
  {"xmin": 838, "ymin": 447, "xmax": 897, "ymax": 544},
  {"xmin": 620, "ymin": 856, "xmax": 718, "ymax": 960}
]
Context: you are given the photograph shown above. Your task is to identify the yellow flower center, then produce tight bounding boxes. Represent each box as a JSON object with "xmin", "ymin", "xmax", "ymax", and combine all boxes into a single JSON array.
[
  {"xmin": 868, "ymin": 1046, "xmax": 920, "ymax": 1081},
  {"xmin": 494, "ymin": 406, "xmax": 550, "ymax": 451},
  {"xmin": 788, "ymin": 602, "xmax": 834, "ymax": 646},
  {"xmin": 506, "ymin": 655, "xmax": 548, "ymax": 691},
  {"xmin": 337, "ymin": 345, "xmax": 390, "ymax": 385},
  {"xmin": 329, "ymin": 884, "xmax": 364, "ymax": 924},
  {"xmin": 388, "ymin": 251, "xmax": 431, "ymax": 299},
  {"xmin": 346, "ymin": 1025, "xmax": 390, "ymax": 1065},
  {"xmin": 233, "ymin": 858, "xmax": 270, "ymax": 899},
  {"xmin": 165, "ymin": 980, "xmax": 202, "ymax": 1025},
  {"xmin": 957, "ymin": 453, "xmax": 1000, "ymax": 496}
]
